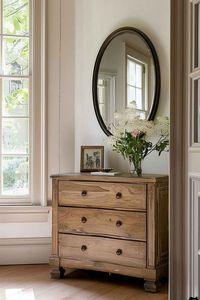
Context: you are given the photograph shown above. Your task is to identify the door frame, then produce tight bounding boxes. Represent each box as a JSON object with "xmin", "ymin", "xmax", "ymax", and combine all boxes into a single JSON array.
[{"xmin": 170, "ymin": 0, "xmax": 189, "ymax": 299}]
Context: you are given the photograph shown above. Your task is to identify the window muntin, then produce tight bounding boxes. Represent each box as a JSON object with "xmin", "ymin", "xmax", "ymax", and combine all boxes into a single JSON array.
[{"xmin": 0, "ymin": 0, "xmax": 30, "ymax": 197}]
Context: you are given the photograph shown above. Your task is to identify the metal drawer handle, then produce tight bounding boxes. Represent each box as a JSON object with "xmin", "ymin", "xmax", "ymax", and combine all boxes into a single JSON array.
[
  {"xmin": 81, "ymin": 190, "xmax": 87, "ymax": 197},
  {"xmin": 81, "ymin": 245, "xmax": 87, "ymax": 252},
  {"xmin": 116, "ymin": 248, "xmax": 123, "ymax": 256},
  {"xmin": 81, "ymin": 217, "xmax": 87, "ymax": 223},
  {"xmin": 116, "ymin": 192, "xmax": 122, "ymax": 199},
  {"xmin": 116, "ymin": 220, "xmax": 122, "ymax": 227}
]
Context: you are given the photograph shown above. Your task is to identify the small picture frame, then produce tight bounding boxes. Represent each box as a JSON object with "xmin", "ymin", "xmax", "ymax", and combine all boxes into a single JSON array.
[{"xmin": 80, "ymin": 146, "xmax": 104, "ymax": 172}]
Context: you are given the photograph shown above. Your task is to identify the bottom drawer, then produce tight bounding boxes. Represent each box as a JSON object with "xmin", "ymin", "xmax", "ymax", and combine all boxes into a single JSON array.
[{"xmin": 59, "ymin": 234, "xmax": 146, "ymax": 269}]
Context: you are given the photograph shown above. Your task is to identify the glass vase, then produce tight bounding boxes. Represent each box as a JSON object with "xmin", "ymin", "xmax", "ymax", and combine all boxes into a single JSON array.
[{"xmin": 129, "ymin": 159, "xmax": 142, "ymax": 177}]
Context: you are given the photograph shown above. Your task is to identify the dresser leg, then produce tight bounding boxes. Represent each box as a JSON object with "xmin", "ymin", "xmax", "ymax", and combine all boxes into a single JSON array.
[
  {"xmin": 49, "ymin": 268, "xmax": 61, "ymax": 279},
  {"xmin": 50, "ymin": 267, "xmax": 76, "ymax": 279},
  {"xmin": 144, "ymin": 280, "xmax": 160, "ymax": 292}
]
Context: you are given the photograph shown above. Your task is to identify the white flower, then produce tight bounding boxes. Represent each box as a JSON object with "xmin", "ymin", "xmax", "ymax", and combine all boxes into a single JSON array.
[
  {"xmin": 154, "ymin": 116, "xmax": 170, "ymax": 136},
  {"xmin": 108, "ymin": 108, "xmax": 169, "ymax": 145},
  {"xmin": 107, "ymin": 108, "xmax": 169, "ymax": 174}
]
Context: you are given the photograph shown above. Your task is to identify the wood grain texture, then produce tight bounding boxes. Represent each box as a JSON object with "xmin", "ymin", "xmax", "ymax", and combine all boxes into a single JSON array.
[
  {"xmin": 147, "ymin": 183, "xmax": 156, "ymax": 269},
  {"xmin": 59, "ymin": 234, "xmax": 146, "ymax": 269},
  {"xmin": 51, "ymin": 172, "xmax": 168, "ymax": 184},
  {"xmin": 59, "ymin": 181, "xmax": 146, "ymax": 210},
  {"xmin": 58, "ymin": 207, "xmax": 146, "ymax": 241},
  {"xmin": 60, "ymin": 258, "xmax": 155, "ymax": 279},
  {"xmin": 51, "ymin": 179, "xmax": 59, "ymax": 256},
  {"xmin": 156, "ymin": 186, "xmax": 168, "ymax": 266},
  {"xmin": 49, "ymin": 179, "xmax": 59, "ymax": 276},
  {"xmin": 50, "ymin": 173, "xmax": 168, "ymax": 291},
  {"xmin": 0, "ymin": 264, "xmax": 168, "ymax": 300}
]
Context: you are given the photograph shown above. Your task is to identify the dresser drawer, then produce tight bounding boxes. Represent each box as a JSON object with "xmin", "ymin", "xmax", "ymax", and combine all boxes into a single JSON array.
[
  {"xmin": 59, "ymin": 181, "xmax": 146, "ymax": 210},
  {"xmin": 58, "ymin": 207, "xmax": 146, "ymax": 241},
  {"xmin": 59, "ymin": 234, "xmax": 146, "ymax": 269}
]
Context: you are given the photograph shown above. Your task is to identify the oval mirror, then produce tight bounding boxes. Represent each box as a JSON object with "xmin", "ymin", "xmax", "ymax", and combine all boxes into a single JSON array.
[{"xmin": 92, "ymin": 27, "xmax": 161, "ymax": 136}]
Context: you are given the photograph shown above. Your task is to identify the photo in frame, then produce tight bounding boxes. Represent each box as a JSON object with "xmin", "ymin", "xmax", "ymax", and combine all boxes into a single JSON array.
[{"xmin": 80, "ymin": 146, "xmax": 104, "ymax": 172}]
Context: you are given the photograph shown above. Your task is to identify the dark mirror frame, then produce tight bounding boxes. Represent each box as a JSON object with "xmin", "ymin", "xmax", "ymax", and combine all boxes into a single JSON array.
[{"xmin": 92, "ymin": 26, "xmax": 161, "ymax": 136}]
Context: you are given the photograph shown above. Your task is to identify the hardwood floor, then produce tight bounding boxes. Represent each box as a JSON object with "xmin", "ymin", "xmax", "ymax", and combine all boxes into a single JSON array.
[{"xmin": 0, "ymin": 265, "xmax": 168, "ymax": 300}]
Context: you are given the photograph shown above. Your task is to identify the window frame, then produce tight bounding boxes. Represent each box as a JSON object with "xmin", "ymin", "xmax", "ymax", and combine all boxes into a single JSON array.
[
  {"xmin": 97, "ymin": 71, "xmax": 116, "ymax": 129},
  {"xmin": 126, "ymin": 54, "xmax": 146, "ymax": 111},
  {"xmin": 0, "ymin": 0, "xmax": 47, "ymax": 206},
  {"xmin": 125, "ymin": 45, "xmax": 150, "ymax": 118}
]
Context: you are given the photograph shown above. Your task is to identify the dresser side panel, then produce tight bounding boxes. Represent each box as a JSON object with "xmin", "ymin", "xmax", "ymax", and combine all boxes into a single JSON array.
[{"xmin": 147, "ymin": 183, "xmax": 156, "ymax": 269}]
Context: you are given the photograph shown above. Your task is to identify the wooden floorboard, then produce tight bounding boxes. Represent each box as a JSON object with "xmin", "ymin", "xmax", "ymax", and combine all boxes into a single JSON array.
[{"xmin": 0, "ymin": 265, "xmax": 168, "ymax": 300}]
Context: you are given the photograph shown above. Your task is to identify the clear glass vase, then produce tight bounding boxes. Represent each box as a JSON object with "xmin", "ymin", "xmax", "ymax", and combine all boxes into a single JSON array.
[{"xmin": 129, "ymin": 159, "xmax": 142, "ymax": 177}]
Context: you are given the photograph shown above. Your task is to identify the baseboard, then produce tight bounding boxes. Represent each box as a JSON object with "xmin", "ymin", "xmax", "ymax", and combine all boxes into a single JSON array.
[{"xmin": 0, "ymin": 237, "xmax": 51, "ymax": 265}]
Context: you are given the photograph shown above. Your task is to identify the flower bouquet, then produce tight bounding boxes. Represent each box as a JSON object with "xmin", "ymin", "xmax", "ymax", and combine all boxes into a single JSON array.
[{"xmin": 108, "ymin": 109, "xmax": 169, "ymax": 176}]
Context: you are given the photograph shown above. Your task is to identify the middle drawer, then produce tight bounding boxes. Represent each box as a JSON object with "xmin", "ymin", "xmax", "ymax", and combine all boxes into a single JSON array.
[{"xmin": 58, "ymin": 207, "xmax": 146, "ymax": 241}]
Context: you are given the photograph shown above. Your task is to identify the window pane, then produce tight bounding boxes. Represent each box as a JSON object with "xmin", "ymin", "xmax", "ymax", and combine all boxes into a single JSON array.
[
  {"xmin": 2, "ymin": 156, "xmax": 28, "ymax": 195},
  {"xmin": 127, "ymin": 59, "xmax": 135, "ymax": 86},
  {"xmin": 98, "ymin": 86, "xmax": 105, "ymax": 104},
  {"xmin": 136, "ymin": 64, "xmax": 142, "ymax": 88},
  {"xmin": 194, "ymin": 79, "xmax": 200, "ymax": 143},
  {"xmin": 2, "ymin": 79, "xmax": 29, "ymax": 116},
  {"xmin": 2, "ymin": 118, "xmax": 29, "ymax": 154},
  {"xmin": 136, "ymin": 88, "xmax": 142, "ymax": 109},
  {"xmin": 2, "ymin": 37, "xmax": 29, "ymax": 76},
  {"xmin": 127, "ymin": 86, "xmax": 135, "ymax": 107},
  {"xmin": 3, "ymin": 0, "xmax": 29, "ymax": 35},
  {"xmin": 138, "ymin": 111, "xmax": 146, "ymax": 119}
]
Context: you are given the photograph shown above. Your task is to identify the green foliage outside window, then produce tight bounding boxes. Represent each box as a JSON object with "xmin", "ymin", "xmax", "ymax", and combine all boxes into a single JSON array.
[{"xmin": 1, "ymin": 0, "xmax": 30, "ymax": 194}]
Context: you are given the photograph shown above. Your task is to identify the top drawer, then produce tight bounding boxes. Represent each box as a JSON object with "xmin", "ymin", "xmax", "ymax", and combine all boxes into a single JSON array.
[{"xmin": 59, "ymin": 181, "xmax": 146, "ymax": 210}]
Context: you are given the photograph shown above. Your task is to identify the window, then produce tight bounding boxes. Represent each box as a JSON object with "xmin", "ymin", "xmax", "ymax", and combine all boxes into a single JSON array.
[
  {"xmin": 0, "ymin": 0, "xmax": 46, "ymax": 205},
  {"xmin": 0, "ymin": 0, "xmax": 30, "ymax": 197},
  {"xmin": 97, "ymin": 72, "xmax": 116, "ymax": 128},
  {"xmin": 126, "ymin": 54, "xmax": 147, "ymax": 118}
]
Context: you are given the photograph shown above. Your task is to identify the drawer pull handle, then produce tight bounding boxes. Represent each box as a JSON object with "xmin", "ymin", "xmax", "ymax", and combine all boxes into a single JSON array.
[
  {"xmin": 116, "ymin": 192, "xmax": 122, "ymax": 199},
  {"xmin": 116, "ymin": 220, "xmax": 122, "ymax": 227},
  {"xmin": 81, "ymin": 190, "xmax": 87, "ymax": 197},
  {"xmin": 81, "ymin": 217, "xmax": 87, "ymax": 223},
  {"xmin": 81, "ymin": 245, "xmax": 87, "ymax": 252},
  {"xmin": 116, "ymin": 249, "xmax": 123, "ymax": 256}
]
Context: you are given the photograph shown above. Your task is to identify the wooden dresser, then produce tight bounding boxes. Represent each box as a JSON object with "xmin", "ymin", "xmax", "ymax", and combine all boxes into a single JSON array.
[{"xmin": 49, "ymin": 173, "xmax": 168, "ymax": 292}]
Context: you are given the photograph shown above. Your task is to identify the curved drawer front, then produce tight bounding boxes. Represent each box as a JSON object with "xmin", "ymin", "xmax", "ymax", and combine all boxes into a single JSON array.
[
  {"xmin": 59, "ymin": 234, "xmax": 146, "ymax": 269},
  {"xmin": 59, "ymin": 181, "xmax": 146, "ymax": 210},
  {"xmin": 58, "ymin": 207, "xmax": 146, "ymax": 241}
]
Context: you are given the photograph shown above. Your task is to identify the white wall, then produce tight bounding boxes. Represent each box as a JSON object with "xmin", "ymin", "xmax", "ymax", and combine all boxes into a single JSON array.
[
  {"xmin": 0, "ymin": 0, "xmax": 170, "ymax": 265},
  {"xmin": 74, "ymin": 0, "xmax": 170, "ymax": 174},
  {"xmin": 47, "ymin": 0, "xmax": 170, "ymax": 197}
]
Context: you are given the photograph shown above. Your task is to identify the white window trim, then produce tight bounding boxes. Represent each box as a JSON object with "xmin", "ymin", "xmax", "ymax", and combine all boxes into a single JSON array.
[
  {"xmin": 98, "ymin": 70, "xmax": 116, "ymax": 128},
  {"xmin": 121, "ymin": 42, "xmax": 151, "ymax": 117},
  {"xmin": 126, "ymin": 46, "xmax": 150, "ymax": 113},
  {"xmin": 33, "ymin": 0, "xmax": 47, "ymax": 207},
  {"xmin": 0, "ymin": 0, "xmax": 47, "ymax": 206}
]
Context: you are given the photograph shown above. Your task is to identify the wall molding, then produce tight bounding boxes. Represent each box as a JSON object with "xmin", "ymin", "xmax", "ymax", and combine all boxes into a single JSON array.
[
  {"xmin": 0, "ymin": 237, "xmax": 51, "ymax": 265},
  {"xmin": 0, "ymin": 206, "xmax": 51, "ymax": 223}
]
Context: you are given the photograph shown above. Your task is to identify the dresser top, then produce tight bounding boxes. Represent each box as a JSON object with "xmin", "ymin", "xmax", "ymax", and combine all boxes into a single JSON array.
[{"xmin": 50, "ymin": 172, "xmax": 168, "ymax": 184}]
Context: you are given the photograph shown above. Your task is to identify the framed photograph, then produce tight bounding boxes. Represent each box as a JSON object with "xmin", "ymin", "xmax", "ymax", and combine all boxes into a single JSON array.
[{"xmin": 80, "ymin": 146, "xmax": 104, "ymax": 172}]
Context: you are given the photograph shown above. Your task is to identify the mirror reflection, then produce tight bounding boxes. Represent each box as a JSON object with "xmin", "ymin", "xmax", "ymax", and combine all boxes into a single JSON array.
[{"xmin": 93, "ymin": 28, "xmax": 160, "ymax": 135}]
